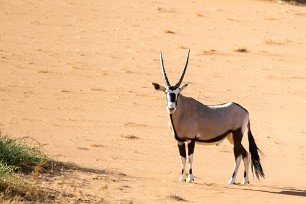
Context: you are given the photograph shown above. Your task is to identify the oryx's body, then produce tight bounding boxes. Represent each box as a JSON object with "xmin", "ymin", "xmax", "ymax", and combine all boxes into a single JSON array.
[
  {"xmin": 152, "ymin": 49, "xmax": 264, "ymax": 184},
  {"xmin": 169, "ymin": 97, "xmax": 248, "ymax": 143}
]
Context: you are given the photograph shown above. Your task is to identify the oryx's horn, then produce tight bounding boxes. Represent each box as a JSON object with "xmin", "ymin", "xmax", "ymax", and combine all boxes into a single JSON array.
[
  {"xmin": 160, "ymin": 51, "xmax": 171, "ymax": 86},
  {"xmin": 175, "ymin": 49, "xmax": 190, "ymax": 88}
]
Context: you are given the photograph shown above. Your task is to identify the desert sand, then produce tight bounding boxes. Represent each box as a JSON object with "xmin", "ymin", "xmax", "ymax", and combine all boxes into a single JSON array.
[{"xmin": 0, "ymin": 0, "xmax": 306, "ymax": 203}]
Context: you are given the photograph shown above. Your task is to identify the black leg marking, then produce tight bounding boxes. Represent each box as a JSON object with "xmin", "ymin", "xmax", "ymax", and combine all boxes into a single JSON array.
[
  {"xmin": 178, "ymin": 143, "xmax": 186, "ymax": 158},
  {"xmin": 232, "ymin": 171, "xmax": 236, "ymax": 179},
  {"xmin": 187, "ymin": 139, "xmax": 195, "ymax": 156},
  {"xmin": 244, "ymin": 170, "xmax": 246, "ymax": 178},
  {"xmin": 233, "ymin": 129, "xmax": 247, "ymax": 159},
  {"xmin": 189, "ymin": 169, "xmax": 192, "ymax": 175}
]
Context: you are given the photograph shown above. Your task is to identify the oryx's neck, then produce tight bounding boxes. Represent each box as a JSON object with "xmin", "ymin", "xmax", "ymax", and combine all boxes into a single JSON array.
[
  {"xmin": 168, "ymin": 95, "xmax": 191, "ymax": 139},
  {"xmin": 171, "ymin": 94, "xmax": 187, "ymax": 118}
]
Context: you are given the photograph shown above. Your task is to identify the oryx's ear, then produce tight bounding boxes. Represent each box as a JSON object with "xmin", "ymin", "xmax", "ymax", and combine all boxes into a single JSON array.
[
  {"xmin": 152, "ymin": 83, "xmax": 166, "ymax": 92},
  {"xmin": 179, "ymin": 82, "xmax": 189, "ymax": 93}
]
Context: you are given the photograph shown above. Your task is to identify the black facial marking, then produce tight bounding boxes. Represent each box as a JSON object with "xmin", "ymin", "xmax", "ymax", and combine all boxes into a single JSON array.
[
  {"xmin": 167, "ymin": 93, "xmax": 176, "ymax": 102},
  {"xmin": 166, "ymin": 86, "xmax": 179, "ymax": 103},
  {"xmin": 168, "ymin": 86, "xmax": 177, "ymax": 91},
  {"xmin": 178, "ymin": 143, "xmax": 186, "ymax": 158}
]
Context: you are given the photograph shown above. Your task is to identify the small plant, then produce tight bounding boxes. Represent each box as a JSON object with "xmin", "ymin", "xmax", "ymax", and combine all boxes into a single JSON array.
[
  {"xmin": 0, "ymin": 131, "xmax": 49, "ymax": 202},
  {"xmin": 37, "ymin": 69, "xmax": 48, "ymax": 74},
  {"xmin": 196, "ymin": 12, "xmax": 204, "ymax": 17},
  {"xmin": 178, "ymin": 45, "xmax": 188, "ymax": 49},
  {"xmin": 155, "ymin": 6, "xmax": 175, "ymax": 13},
  {"xmin": 264, "ymin": 38, "xmax": 283, "ymax": 45},
  {"xmin": 155, "ymin": 6, "xmax": 162, "ymax": 12},
  {"xmin": 120, "ymin": 134, "xmax": 138, "ymax": 139},
  {"xmin": 202, "ymin": 49, "xmax": 217, "ymax": 55},
  {"xmin": 169, "ymin": 193, "xmax": 186, "ymax": 201},
  {"xmin": 233, "ymin": 47, "xmax": 248, "ymax": 53},
  {"xmin": 164, "ymin": 30, "xmax": 176, "ymax": 34},
  {"xmin": 0, "ymin": 134, "xmax": 47, "ymax": 168}
]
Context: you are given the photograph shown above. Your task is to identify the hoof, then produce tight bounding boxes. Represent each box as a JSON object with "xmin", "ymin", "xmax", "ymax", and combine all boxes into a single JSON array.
[
  {"xmin": 241, "ymin": 180, "xmax": 250, "ymax": 185},
  {"xmin": 179, "ymin": 175, "xmax": 186, "ymax": 182},
  {"xmin": 186, "ymin": 174, "xmax": 193, "ymax": 183},
  {"xmin": 228, "ymin": 180, "xmax": 236, "ymax": 185}
]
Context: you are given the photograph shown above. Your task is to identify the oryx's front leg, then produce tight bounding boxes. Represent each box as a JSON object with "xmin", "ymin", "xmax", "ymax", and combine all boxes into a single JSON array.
[
  {"xmin": 186, "ymin": 139, "xmax": 195, "ymax": 182},
  {"xmin": 177, "ymin": 141, "xmax": 187, "ymax": 181}
]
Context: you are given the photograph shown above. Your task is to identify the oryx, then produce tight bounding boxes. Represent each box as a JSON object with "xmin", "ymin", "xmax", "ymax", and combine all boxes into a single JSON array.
[{"xmin": 152, "ymin": 49, "xmax": 264, "ymax": 184}]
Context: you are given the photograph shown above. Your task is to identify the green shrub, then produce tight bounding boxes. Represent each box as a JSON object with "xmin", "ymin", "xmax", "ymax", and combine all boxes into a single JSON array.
[
  {"xmin": 0, "ymin": 132, "xmax": 49, "ymax": 202},
  {"xmin": 0, "ymin": 134, "xmax": 47, "ymax": 168}
]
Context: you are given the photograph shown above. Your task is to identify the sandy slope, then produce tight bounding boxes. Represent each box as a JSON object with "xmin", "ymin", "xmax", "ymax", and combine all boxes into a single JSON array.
[{"xmin": 0, "ymin": 0, "xmax": 305, "ymax": 203}]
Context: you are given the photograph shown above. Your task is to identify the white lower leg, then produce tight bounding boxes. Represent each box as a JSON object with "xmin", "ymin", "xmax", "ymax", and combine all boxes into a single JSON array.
[
  {"xmin": 242, "ymin": 157, "xmax": 249, "ymax": 184},
  {"xmin": 179, "ymin": 156, "xmax": 187, "ymax": 181},
  {"xmin": 228, "ymin": 155, "xmax": 242, "ymax": 184},
  {"xmin": 186, "ymin": 154, "xmax": 193, "ymax": 182}
]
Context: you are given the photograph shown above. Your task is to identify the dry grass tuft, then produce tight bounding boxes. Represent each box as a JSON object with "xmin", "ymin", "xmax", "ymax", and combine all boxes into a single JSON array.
[
  {"xmin": 164, "ymin": 30, "xmax": 176, "ymax": 34},
  {"xmin": 155, "ymin": 6, "xmax": 162, "ymax": 12},
  {"xmin": 178, "ymin": 45, "xmax": 188, "ymax": 49},
  {"xmin": 233, "ymin": 47, "xmax": 248, "ymax": 53},
  {"xmin": 169, "ymin": 193, "xmax": 186, "ymax": 201},
  {"xmin": 38, "ymin": 69, "xmax": 49, "ymax": 74},
  {"xmin": 124, "ymin": 70, "xmax": 134, "ymax": 74},
  {"xmin": 155, "ymin": 6, "xmax": 175, "ymax": 13},
  {"xmin": 202, "ymin": 49, "xmax": 217, "ymax": 55},
  {"xmin": 90, "ymin": 144, "xmax": 103, "ymax": 148},
  {"xmin": 196, "ymin": 12, "xmax": 204, "ymax": 17},
  {"xmin": 120, "ymin": 134, "xmax": 138, "ymax": 139},
  {"xmin": 99, "ymin": 184, "xmax": 108, "ymax": 190},
  {"xmin": 61, "ymin": 89, "xmax": 71, "ymax": 93},
  {"xmin": 264, "ymin": 38, "xmax": 283, "ymax": 45}
]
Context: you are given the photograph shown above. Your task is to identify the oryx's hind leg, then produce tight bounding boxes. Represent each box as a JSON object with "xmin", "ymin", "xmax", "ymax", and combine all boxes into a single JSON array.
[
  {"xmin": 228, "ymin": 129, "xmax": 248, "ymax": 184},
  {"xmin": 177, "ymin": 141, "xmax": 187, "ymax": 181},
  {"xmin": 242, "ymin": 155, "xmax": 249, "ymax": 184}
]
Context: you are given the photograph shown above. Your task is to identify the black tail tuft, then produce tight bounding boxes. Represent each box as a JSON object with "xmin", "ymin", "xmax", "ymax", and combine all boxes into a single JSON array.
[{"xmin": 248, "ymin": 121, "xmax": 265, "ymax": 179}]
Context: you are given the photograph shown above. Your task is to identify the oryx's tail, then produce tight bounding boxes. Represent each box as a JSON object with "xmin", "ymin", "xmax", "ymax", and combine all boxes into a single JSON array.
[{"xmin": 247, "ymin": 121, "xmax": 265, "ymax": 179}]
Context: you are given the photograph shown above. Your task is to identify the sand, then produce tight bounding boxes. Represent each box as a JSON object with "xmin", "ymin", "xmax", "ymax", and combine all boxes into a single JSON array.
[{"xmin": 0, "ymin": 0, "xmax": 305, "ymax": 203}]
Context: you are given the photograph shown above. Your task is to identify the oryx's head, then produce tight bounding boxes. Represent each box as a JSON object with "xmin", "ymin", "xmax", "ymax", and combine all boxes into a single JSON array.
[{"xmin": 152, "ymin": 49, "xmax": 190, "ymax": 114}]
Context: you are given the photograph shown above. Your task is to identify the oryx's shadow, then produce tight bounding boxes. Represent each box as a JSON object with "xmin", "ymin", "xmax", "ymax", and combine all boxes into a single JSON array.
[
  {"xmin": 241, "ymin": 186, "xmax": 306, "ymax": 197},
  {"xmin": 201, "ymin": 182, "xmax": 306, "ymax": 197}
]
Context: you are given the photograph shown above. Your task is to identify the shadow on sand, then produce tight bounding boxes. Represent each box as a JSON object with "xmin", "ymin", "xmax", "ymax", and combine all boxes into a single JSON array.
[
  {"xmin": 202, "ymin": 182, "xmax": 306, "ymax": 198},
  {"xmin": 241, "ymin": 186, "xmax": 306, "ymax": 197},
  {"xmin": 39, "ymin": 160, "xmax": 127, "ymax": 178}
]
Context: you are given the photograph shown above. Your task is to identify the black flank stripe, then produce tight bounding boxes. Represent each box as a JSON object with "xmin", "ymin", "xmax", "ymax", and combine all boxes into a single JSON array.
[{"xmin": 196, "ymin": 130, "xmax": 232, "ymax": 143}]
